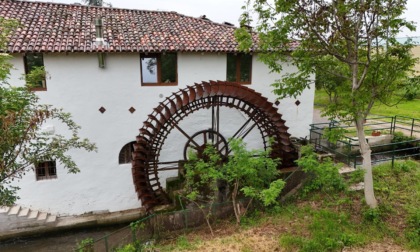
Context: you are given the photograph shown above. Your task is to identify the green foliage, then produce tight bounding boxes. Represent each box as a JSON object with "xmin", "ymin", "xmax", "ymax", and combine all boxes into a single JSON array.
[
  {"xmin": 237, "ymin": 0, "xmax": 418, "ymax": 208},
  {"xmin": 184, "ymin": 145, "xmax": 223, "ymax": 202},
  {"xmin": 315, "ymin": 88, "xmax": 420, "ymax": 118},
  {"xmin": 403, "ymin": 76, "xmax": 420, "ymax": 100},
  {"xmin": 405, "ymin": 208, "xmax": 420, "ymax": 249},
  {"xmin": 349, "ymin": 168, "xmax": 365, "ymax": 184},
  {"xmin": 76, "ymin": 237, "xmax": 94, "ymax": 252},
  {"xmin": 114, "ymin": 244, "xmax": 136, "ymax": 252},
  {"xmin": 24, "ymin": 66, "xmax": 47, "ymax": 88},
  {"xmin": 279, "ymin": 210, "xmax": 364, "ymax": 252},
  {"xmin": 222, "ymin": 139, "xmax": 282, "ymax": 207},
  {"xmin": 322, "ymin": 127, "xmax": 348, "ymax": 144},
  {"xmin": 0, "ymin": 18, "xmax": 97, "ymax": 205},
  {"xmin": 183, "ymin": 138, "xmax": 283, "ymax": 225},
  {"xmin": 362, "ymin": 207, "xmax": 384, "ymax": 224},
  {"xmin": 391, "ymin": 131, "xmax": 415, "ymax": 145},
  {"xmin": 238, "ymin": 1, "xmax": 417, "ymax": 118},
  {"xmin": 0, "ymin": 84, "xmax": 97, "ymax": 205},
  {"xmin": 296, "ymin": 145, "xmax": 346, "ymax": 195},
  {"xmin": 0, "ymin": 184, "xmax": 19, "ymax": 206},
  {"xmin": 175, "ymin": 236, "xmax": 195, "ymax": 250},
  {"xmin": 258, "ymin": 179, "xmax": 285, "ymax": 207},
  {"xmin": 130, "ymin": 221, "xmax": 145, "ymax": 232},
  {"xmin": 145, "ymin": 160, "xmax": 418, "ymax": 251}
]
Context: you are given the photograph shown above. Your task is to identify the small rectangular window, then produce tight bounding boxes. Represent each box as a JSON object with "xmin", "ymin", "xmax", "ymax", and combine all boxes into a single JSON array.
[
  {"xmin": 35, "ymin": 161, "xmax": 57, "ymax": 180},
  {"xmin": 24, "ymin": 53, "xmax": 46, "ymax": 91},
  {"xmin": 140, "ymin": 53, "xmax": 177, "ymax": 86},
  {"xmin": 226, "ymin": 53, "xmax": 252, "ymax": 84}
]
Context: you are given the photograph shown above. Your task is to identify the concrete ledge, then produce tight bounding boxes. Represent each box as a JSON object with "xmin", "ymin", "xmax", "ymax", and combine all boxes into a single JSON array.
[{"xmin": 0, "ymin": 207, "xmax": 146, "ymax": 241}]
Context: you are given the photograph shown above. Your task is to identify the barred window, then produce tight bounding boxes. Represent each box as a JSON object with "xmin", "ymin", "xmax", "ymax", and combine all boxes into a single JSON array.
[
  {"xmin": 35, "ymin": 161, "xmax": 57, "ymax": 180},
  {"xmin": 119, "ymin": 142, "xmax": 135, "ymax": 164}
]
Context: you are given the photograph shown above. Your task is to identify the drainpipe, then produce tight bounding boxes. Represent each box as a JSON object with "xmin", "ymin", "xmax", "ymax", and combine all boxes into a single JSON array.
[{"xmin": 95, "ymin": 17, "xmax": 106, "ymax": 68}]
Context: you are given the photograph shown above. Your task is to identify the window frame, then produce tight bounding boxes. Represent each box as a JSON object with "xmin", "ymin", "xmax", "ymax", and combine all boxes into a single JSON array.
[
  {"xmin": 35, "ymin": 161, "xmax": 57, "ymax": 181},
  {"xmin": 140, "ymin": 53, "xmax": 178, "ymax": 86},
  {"xmin": 119, "ymin": 141, "xmax": 136, "ymax": 164},
  {"xmin": 226, "ymin": 53, "xmax": 252, "ymax": 85},
  {"xmin": 24, "ymin": 53, "xmax": 47, "ymax": 91}
]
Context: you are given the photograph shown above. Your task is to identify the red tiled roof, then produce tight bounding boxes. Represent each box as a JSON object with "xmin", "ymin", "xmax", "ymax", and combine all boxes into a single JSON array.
[{"xmin": 0, "ymin": 0, "xmax": 260, "ymax": 53}]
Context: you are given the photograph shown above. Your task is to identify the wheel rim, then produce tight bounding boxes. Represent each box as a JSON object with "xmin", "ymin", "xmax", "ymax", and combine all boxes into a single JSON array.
[{"xmin": 132, "ymin": 81, "xmax": 298, "ymax": 211}]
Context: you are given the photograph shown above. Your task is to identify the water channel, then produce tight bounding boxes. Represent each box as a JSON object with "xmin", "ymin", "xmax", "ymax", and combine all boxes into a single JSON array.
[{"xmin": 0, "ymin": 224, "xmax": 126, "ymax": 252}]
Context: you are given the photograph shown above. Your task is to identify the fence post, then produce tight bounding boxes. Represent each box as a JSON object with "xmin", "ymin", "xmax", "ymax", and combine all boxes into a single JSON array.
[
  {"xmin": 393, "ymin": 115, "xmax": 397, "ymax": 134},
  {"xmin": 104, "ymin": 236, "xmax": 109, "ymax": 252},
  {"xmin": 131, "ymin": 228, "xmax": 137, "ymax": 246},
  {"xmin": 390, "ymin": 116, "xmax": 394, "ymax": 134},
  {"xmin": 411, "ymin": 118, "xmax": 415, "ymax": 138},
  {"xmin": 391, "ymin": 143, "xmax": 396, "ymax": 168}
]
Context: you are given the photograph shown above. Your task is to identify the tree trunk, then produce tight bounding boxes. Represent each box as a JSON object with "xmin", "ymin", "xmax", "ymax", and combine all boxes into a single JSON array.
[
  {"xmin": 355, "ymin": 117, "xmax": 378, "ymax": 208},
  {"xmin": 232, "ymin": 181, "xmax": 241, "ymax": 225}
]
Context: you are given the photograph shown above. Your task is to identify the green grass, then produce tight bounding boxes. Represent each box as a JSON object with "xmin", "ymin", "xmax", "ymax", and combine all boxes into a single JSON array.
[
  {"xmin": 279, "ymin": 210, "xmax": 365, "ymax": 252},
  {"xmin": 314, "ymin": 89, "xmax": 420, "ymax": 119}
]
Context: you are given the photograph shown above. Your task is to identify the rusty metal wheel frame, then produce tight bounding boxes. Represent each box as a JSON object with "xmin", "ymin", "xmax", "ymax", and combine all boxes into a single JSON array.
[{"xmin": 132, "ymin": 81, "xmax": 298, "ymax": 211}]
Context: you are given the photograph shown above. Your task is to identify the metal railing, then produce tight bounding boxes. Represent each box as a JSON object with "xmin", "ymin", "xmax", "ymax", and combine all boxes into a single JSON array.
[
  {"xmin": 392, "ymin": 115, "xmax": 420, "ymax": 137},
  {"xmin": 310, "ymin": 115, "xmax": 420, "ymax": 168}
]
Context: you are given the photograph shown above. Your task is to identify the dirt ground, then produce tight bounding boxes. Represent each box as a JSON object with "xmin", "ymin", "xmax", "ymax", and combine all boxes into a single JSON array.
[{"xmin": 159, "ymin": 220, "xmax": 408, "ymax": 252}]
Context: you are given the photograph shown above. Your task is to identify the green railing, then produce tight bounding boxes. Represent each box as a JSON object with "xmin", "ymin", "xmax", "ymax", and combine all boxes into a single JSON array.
[{"xmin": 310, "ymin": 115, "xmax": 420, "ymax": 168}]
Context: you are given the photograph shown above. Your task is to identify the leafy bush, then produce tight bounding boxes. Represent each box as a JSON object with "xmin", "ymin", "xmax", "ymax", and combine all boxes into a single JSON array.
[
  {"xmin": 403, "ymin": 76, "xmax": 420, "ymax": 100},
  {"xmin": 184, "ymin": 138, "xmax": 283, "ymax": 226},
  {"xmin": 322, "ymin": 127, "xmax": 348, "ymax": 144},
  {"xmin": 391, "ymin": 131, "xmax": 415, "ymax": 143},
  {"xmin": 296, "ymin": 145, "xmax": 346, "ymax": 195},
  {"xmin": 76, "ymin": 238, "xmax": 94, "ymax": 252},
  {"xmin": 114, "ymin": 243, "xmax": 137, "ymax": 252}
]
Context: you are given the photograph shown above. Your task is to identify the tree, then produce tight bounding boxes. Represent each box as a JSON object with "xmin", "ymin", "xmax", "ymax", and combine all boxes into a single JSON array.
[
  {"xmin": 237, "ymin": 0, "xmax": 418, "ymax": 208},
  {"xmin": 82, "ymin": 0, "xmax": 103, "ymax": 6},
  {"xmin": 0, "ymin": 18, "xmax": 96, "ymax": 205},
  {"xmin": 82, "ymin": 0, "xmax": 112, "ymax": 7}
]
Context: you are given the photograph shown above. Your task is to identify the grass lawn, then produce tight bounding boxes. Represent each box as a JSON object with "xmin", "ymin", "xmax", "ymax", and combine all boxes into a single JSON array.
[{"xmin": 314, "ymin": 89, "xmax": 420, "ymax": 119}]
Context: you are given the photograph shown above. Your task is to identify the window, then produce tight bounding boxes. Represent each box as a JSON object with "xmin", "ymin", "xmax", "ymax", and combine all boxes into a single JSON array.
[
  {"xmin": 119, "ymin": 141, "xmax": 136, "ymax": 164},
  {"xmin": 226, "ymin": 53, "xmax": 252, "ymax": 84},
  {"xmin": 140, "ymin": 53, "xmax": 177, "ymax": 86},
  {"xmin": 24, "ymin": 53, "xmax": 46, "ymax": 90},
  {"xmin": 35, "ymin": 161, "xmax": 57, "ymax": 180}
]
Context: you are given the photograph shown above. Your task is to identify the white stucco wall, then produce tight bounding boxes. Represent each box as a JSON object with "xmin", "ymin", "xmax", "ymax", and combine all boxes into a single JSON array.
[{"xmin": 6, "ymin": 52, "xmax": 314, "ymax": 215}]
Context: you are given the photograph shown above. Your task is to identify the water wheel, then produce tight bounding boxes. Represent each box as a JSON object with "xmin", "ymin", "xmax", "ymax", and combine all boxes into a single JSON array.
[{"xmin": 132, "ymin": 81, "xmax": 298, "ymax": 212}]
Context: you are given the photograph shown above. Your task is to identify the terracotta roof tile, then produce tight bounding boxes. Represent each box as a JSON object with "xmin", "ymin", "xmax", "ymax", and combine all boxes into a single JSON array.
[{"xmin": 0, "ymin": 0, "xmax": 260, "ymax": 53}]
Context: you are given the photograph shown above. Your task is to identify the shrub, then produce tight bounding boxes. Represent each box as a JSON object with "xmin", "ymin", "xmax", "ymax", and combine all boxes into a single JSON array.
[
  {"xmin": 183, "ymin": 138, "xmax": 284, "ymax": 226},
  {"xmin": 76, "ymin": 238, "xmax": 94, "ymax": 252},
  {"xmin": 297, "ymin": 145, "xmax": 346, "ymax": 195}
]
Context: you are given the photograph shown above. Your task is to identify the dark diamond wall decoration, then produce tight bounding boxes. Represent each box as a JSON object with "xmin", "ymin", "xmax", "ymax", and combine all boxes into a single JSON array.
[
  {"xmin": 99, "ymin": 107, "xmax": 106, "ymax": 113},
  {"xmin": 129, "ymin": 107, "xmax": 136, "ymax": 113},
  {"xmin": 275, "ymin": 100, "xmax": 280, "ymax": 106},
  {"xmin": 295, "ymin": 100, "xmax": 301, "ymax": 106}
]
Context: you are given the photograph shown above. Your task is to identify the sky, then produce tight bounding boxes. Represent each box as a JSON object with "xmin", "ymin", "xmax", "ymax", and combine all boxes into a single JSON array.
[{"xmin": 33, "ymin": 0, "xmax": 420, "ymax": 37}]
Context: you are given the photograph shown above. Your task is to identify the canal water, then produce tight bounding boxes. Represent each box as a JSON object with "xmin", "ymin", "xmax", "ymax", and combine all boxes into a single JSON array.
[{"xmin": 0, "ymin": 224, "xmax": 126, "ymax": 252}]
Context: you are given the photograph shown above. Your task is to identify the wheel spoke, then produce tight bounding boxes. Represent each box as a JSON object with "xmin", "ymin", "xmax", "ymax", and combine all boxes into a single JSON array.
[
  {"xmin": 203, "ymin": 131, "xmax": 207, "ymax": 145},
  {"xmin": 219, "ymin": 114, "xmax": 258, "ymax": 154},
  {"xmin": 151, "ymin": 160, "xmax": 184, "ymax": 172},
  {"xmin": 171, "ymin": 122, "xmax": 200, "ymax": 147},
  {"xmin": 211, "ymin": 97, "xmax": 220, "ymax": 144}
]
